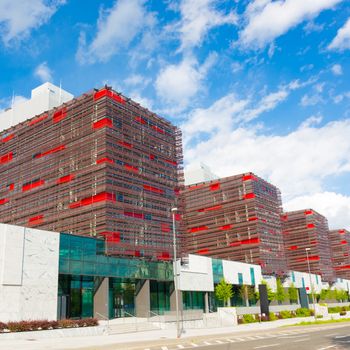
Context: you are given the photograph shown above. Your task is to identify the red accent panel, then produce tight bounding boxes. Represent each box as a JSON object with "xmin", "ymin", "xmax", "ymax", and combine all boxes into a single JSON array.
[
  {"xmin": 8, "ymin": 183, "xmax": 14, "ymax": 191},
  {"xmin": 198, "ymin": 205, "xmax": 222, "ymax": 212},
  {"xmin": 158, "ymin": 252, "xmax": 170, "ymax": 260},
  {"xmin": 341, "ymin": 240, "xmax": 347, "ymax": 245},
  {"xmin": 151, "ymin": 125, "xmax": 165, "ymax": 134},
  {"xmin": 188, "ymin": 184, "xmax": 205, "ymax": 191},
  {"xmin": 35, "ymin": 145, "xmax": 65, "ymax": 158},
  {"xmin": 101, "ymin": 231, "xmax": 120, "ymax": 243},
  {"xmin": 230, "ymin": 238, "xmax": 260, "ymax": 247},
  {"xmin": 22, "ymin": 179, "xmax": 45, "ymax": 192},
  {"xmin": 29, "ymin": 114, "xmax": 48, "ymax": 126},
  {"xmin": 304, "ymin": 210, "xmax": 313, "ymax": 215},
  {"xmin": 219, "ymin": 224, "xmax": 232, "ymax": 231},
  {"xmin": 124, "ymin": 211, "xmax": 144, "ymax": 219},
  {"xmin": 118, "ymin": 141, "xmax": 133, "ymax": 149},
  {"xmin": 307, "ymin": 223, "xmax": 315, "ymax": 229},
  {"xmin": 243, "ymin": 193, "xmax": 255, "ymax": 199},
  {"xmin": 28, "ymin": 215, "xmax": 44, "ymax": 225},
  {"xmin": 175, "ymin": 213, "xmax": 182, "ymax": 221},
  {"xmin": 197, "ymin": 249, "xmax": 209, "ymax": 255},
  {"xmin": 69, "ymin": 192, "xmax": 116, "ymax": 208},
  {"xmin": 190, "ymin": 226, "xmax": 208, "ymax": 233},
  {"xmin": 135, "ymin": 116, "xmax": 147, "ymax": 124},
  {"xmin": 124, "ymin": 164, "xmax": 139, "ymax": 173},
  {"xmin": 1, "ymin": 134, "xmax": 14, "ymax": 143},
  {"xmin": 339, "ymin": 229, "xmax": 346, "ymax": 234},
  {"xmin": 161, "ymin": 223, "xmax": 170, "ymax": 232},
  {"xmin": 93, "ymin": 118, "xmax": 113, "ymax": 129},
  {"xmin": 0, "ymin": 198, "xmax": 9, "ymax": 205},
  {"xmin": 297, "ymin": 255, "xmax": 320, "ymax": 262},
  {"xmin": 210, "ymin": 183, "xmax": 220, "ymax": 191},
  {"xmin": 53, "ymin": 108, "xmax": 67, "ymax": 123},
  {"xmin": 143, "ymin": 185, "xmax": 164, "ymax": 194},
  {"xmin": 281, "ymin": 214, "xmax": 288, "ymax": 221},
  {"xmin": 94, "ymin": 89, "xmax": 126, "ymax": 104},
  {"xmin": 164, "ymin": 159, "xmax": 177, "ymax": 166},
  {"xmin": 242, "ymin": 174, "xmax": 257, "ymax": 181},
  {"xmin": 310, "ymin": 240, "xmax": 318, "ymax": 244},
  {"xmin": 288, "ymin": 245, "xmax": 298, "ymax": 250},
  {"xmin": 149, "ymin": 154, "xmax": 155, "ymax": 160},
  {"xmin": 57, "ymin": 174, "xmax": 75, "ymax": 184},
  {"xmin": 96, "ymin": 157, "xmax": 113, "ymax": 164},
  {"xmin": 248, "ymin": 216, "xmax": 258, "ymax": 221},
  {"xmin": 0, "ymin": 152, "xmax": 13, "ymax": 164},
  {"xmin": 134, "ymin": 250, "xmax": 141, "ymax": 257}
]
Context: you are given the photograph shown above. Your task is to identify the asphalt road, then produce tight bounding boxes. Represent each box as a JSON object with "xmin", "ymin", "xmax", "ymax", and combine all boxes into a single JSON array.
[{"xmin": 128, "ymin": 324, "xmax": 350, "ymax": 350}]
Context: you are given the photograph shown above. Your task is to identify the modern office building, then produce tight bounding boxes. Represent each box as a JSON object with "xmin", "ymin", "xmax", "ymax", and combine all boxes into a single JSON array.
[
  {"xmin": 329, "ymin": 229, "xmax": 350, "ymax": 279},
  {"xmin": 0, "ymin": 84, "xmax": 183, "ymax": 261},
  {"xmin": 282, "ymin": 209, "xmax": 335, "ymax": 282},
  {"xmin": 182, "ymin": 172, "xmax": 287, "ymax": 276}
]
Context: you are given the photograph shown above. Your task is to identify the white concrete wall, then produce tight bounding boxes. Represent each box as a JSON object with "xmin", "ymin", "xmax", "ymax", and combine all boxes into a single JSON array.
[
  {"xmin": 283, "ymin": 271, "xmax": 323, "ymax": 294},
  {"xmin": 223, "ymin": 260, "xmax": 262, "ymax": 288},
  {"xmin": 331, "ymin": 278, "xmax": 350, "ymax": 292},
  {"xmin": 178, "ymin": 254, "xmax": 214, "ymax": 292},
  {"xmin": 184, "ymin": 162, "xmax": 218, "ymax": 185},
  {"xmin": 0, "ymin": 82, "xmax": 73, "ymax": 133},
  {"xmin": 0, "ymin": 224, "xmax": 60, "ymax": 322}
]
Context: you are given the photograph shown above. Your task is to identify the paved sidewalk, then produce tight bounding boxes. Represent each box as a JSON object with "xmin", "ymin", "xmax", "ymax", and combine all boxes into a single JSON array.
[{"xmin": 0, "ymin": 315, "xmax": 347, "ymax": 350}]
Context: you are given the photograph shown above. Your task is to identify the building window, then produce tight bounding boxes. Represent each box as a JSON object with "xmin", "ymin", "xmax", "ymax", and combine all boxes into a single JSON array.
[
  {"xmin": 238, "ymin": 272, "xmax": 243, "ymax": 285},
  {"xmin": 250, "ymin": 267, "xmax": 255, "ymax": 285}
]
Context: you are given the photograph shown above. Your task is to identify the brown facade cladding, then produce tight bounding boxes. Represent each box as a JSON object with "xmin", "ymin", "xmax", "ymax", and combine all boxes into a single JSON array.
[
  {"xmin": 0, "ymin": 87, "xmax": 184, "ymax": 260},
  {"xmin": 182, "ymin": 173, "xmax": 286, "ymax": 275},
  {"xmin": 281, "ymin": 209, "xmax": 335, "ymax": 282},
  {"xmin": 329, "ymin": 229, "xmax": 350, "ymax": 279}
]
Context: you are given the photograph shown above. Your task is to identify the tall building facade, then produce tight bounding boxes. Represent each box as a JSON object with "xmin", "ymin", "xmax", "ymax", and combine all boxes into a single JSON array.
[
  {"xmin": 0, "ymin": 86, "xmax": 183, "ymax": 261},
  {"xmin": 282, "ymin": 209, "xmax": 335, "ymax": 282},
  {"xmin": 182, "ymin": 172, "xmax": 287, "ymax": 275},
  {"xmin": 329, "ymin": 229, "xmax": 350, "ymax": 279}
]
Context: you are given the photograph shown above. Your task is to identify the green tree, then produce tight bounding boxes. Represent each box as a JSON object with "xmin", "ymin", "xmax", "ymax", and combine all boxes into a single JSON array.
[
  {"xmin": 320, "ymin": 289, "xmax": 328, "ymax": 301},
  {"xmin": 288, "ymin": 283, "xmax": 298, "ymax": 304},
  {"xmin": 261, "ymin": 280, "xmax": 275, "ymax": 303},
  {"xmin": 215, "ymin": 279, "xmax": 233, "ymax": 306},
  {"xmin": 336, "ymin": 289, "xmax": 348, "ymax": 302},
  {"xmin": 275, "ymin": 279, "xmax": 286, "ymax": 304}
]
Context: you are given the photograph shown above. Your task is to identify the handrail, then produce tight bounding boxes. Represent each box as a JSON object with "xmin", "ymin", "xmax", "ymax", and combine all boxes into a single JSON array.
[
  {"xmin": 148, "ymin": 310, "xmax": 161, "ymax": 328},
  {"xmin": 95, "ymin": 312, "xmax": 110, "ymax": 333},
  {"xmin": 122, "ymin": 310, "xmax": 138, "ymax": 331}
]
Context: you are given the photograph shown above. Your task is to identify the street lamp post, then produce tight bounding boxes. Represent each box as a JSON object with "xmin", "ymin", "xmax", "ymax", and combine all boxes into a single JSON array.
[
  {"xmin": 172, "ymin": 207, "xmax": 181, "ymax": 338},
  {"xmin": 305, "ymin": 248, "xmax": 317, "ymax": 320}
]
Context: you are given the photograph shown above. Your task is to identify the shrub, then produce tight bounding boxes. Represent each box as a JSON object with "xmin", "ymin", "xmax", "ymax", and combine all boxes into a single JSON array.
[
  {"xmin": 279, "ymin": 310, "xmax": 294, "ymax": 319},
  {"xmin": 242, "ymin": 314, "xmax": 257, "ymax": 323},
  {"xmin": 328, "ymin": 306, "xmax": 341, "ymax": 313},
  {"xmin": 295, "ymin": 308, "xmax": 312, "ymax": 317},
  {"xmin": 269, "ymin": 312, "xmax": 278, "ymax": 321},
  {"xmin": 316, "ymin": 315, "xmax": 323, "ymax": 319},
  {"xmin": 0, "ymin": 322, "xmax": 7, "ymax": 332}
]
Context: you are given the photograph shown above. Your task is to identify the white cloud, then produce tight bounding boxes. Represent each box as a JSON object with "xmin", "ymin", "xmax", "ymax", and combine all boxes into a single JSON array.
[
  {"xmin": 300, "ymin": 82, "xmax": 325, "ymax": 106},
  {"xmin": 34, "ymin": 62, "xmax": 53, "ymax": 82},
  {"xmin": 124, "ymin": 74, "xmax": 151, "ymax": 87},
  {"xmin": 0, "ymin": 0, "xmax": 64, "ymax": 45},
  {"xmin": 285, "ymin": 192, "xmax": 350, "ymax": 230},
  {"xmin": 177, "ymin": 0, "xmax": 237, "ymax": 51},
  {"xmin": 183, "ymin": 93, "xmax": 350, "ymax": 204},
  {"xmin": 155, "ymin": 53, "xmax": 217, "ymax": 112},
  {"xmin": 331, "ymin": 64, "xmax": 343, "ymax": 76},
  {"xmin": 76, "ymin": 0, "xmax": 149, "ymax": 63},
  {"xmin": 239, "ymin": 0, "xmax": 342, "ymax": 49},
  {"xmin": 329, "ymin": 17, "xmax": 350, "ymax": 51}
]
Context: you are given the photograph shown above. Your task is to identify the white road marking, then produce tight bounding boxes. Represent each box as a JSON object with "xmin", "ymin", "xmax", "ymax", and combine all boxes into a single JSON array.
[
  {"xmin": 190, "ymin": 343, "xmax": 199, "ymax": 347},
  {"xmin": 235, "ymin": 337, "xmax": 246, "ymax": 341},
  {"xmin": 254, "ymin": 335, "xmax": 266, "ymax": 339},
  {"xmin": 293, "ymin": 338, "xmax": 310, "ymax": 343},
  {"xmin": 253, "ymin": 344, "xmax": 280, "ymax": 349},
  {"xmin": 203, "ymin": 341, "xmax": 211, "ymax": 345},
  {"xmin": 317, "ymin": 346, "xmax": 337, "ymax": 350},
  {"xmin": 161, "ymin": 347, "xmax": 168, "ymax": 350},
  {"xmin": 335, "ymin": 335, "xmax": 347, "ymax": 338},
  {"xmin": 215, "ymin": 340, "xmax": 224, "ymax": 344},
  {"xmin": 177, "ymin": 345, "xmax": 185, "ymax": 349},
  {"xmin": 227, "ymin": 338, "xmax": 236, "ymax": 342}
]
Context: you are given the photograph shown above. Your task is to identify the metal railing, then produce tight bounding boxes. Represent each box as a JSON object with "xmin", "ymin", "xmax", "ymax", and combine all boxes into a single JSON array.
[
  {"xmin": 122, "ymin": 310, "xmax": 139, "ymax": 331},
  {"xmin": 95, "ymin": 312, "xmax": 110, "ymax": 334}
]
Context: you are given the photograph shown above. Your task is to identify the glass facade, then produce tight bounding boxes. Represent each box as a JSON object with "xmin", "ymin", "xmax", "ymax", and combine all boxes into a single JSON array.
[
  {"xmin": 212, "ymin": 259, "xmax": 224, "ymax": 283},
  {"xmin": 150, "ymin": 280, "xmax": 171, "ymax": 314},
  {"xmin": 238, "ymin": 272, "xmax": 243, "ymax": 285},
  {"xmin": 183, "ymin": 291, "xmax": 205, "ymax": 311},
  {"xmin": 250, "ymin": 267, "xmax": 255, "ymax": 285},
  {"xmin": 109, "ymin": 278, "xmax": 136, "ymax": 318},
  {"xmin": 59, "ymin": 233, "xmax": 173, "ymax": 281}
]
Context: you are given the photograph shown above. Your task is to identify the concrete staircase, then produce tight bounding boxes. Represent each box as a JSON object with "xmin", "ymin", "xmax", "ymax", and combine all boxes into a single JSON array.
[{"xmin": 108, "ymin": 322, "xmax": 160, "ymax": 334}]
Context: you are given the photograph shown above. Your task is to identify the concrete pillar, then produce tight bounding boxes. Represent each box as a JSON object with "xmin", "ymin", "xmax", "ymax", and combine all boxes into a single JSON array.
[
  {"xmin": 204, "ymin": 292, "xmax": 209, "ymax": 313},
  {"xmin": 94, "ymin": 277, "xmax": 109, "ymax": 320},
  {"xmin": 170, "ymin": 289, "xmax": 183, "ymax": 311},
  {"xmin": 135, "ymin": 280, "xmax": 150, "ymax": 317}
]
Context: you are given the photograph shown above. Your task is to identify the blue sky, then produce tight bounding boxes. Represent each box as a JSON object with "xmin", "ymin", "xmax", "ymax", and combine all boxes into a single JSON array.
[{"xmin": 1, "ymin": 0, "xmax": 350, "ymax": 229}]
